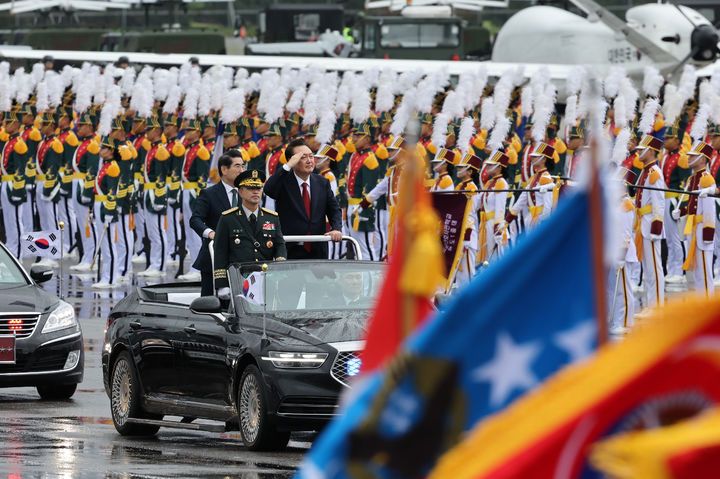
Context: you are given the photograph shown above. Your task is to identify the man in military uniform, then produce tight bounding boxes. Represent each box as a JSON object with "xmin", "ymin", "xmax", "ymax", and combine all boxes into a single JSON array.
[
  {"xmin": 0, "ymin": 105, "xmax": 30, "ymax": 258},
  {"xmin": 214, "ymin": 170, "xmax": 286, "ymax": 299}
]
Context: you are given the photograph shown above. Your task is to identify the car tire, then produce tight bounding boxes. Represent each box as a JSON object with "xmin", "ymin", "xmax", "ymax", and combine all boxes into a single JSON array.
[
  {"xmin": 110, "ymin": 351, "xmax": 160, "ymax": 436},
  {"xmin": 238, "ymin": 365, "xmax": 290, "ymax": 451},
  {"xmin": 36, "ymin": 384, "xmax": 77, "ymax": 400}
]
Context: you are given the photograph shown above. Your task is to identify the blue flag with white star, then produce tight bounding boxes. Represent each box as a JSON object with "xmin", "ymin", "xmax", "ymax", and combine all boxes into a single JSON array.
[{"xmin": 297, "ymin": 187, "xmax": 599, "ymax": 479}]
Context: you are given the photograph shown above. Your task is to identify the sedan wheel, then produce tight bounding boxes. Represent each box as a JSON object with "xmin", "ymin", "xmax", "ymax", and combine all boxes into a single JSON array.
[
  {"xmin": 238, "ymin": 365, "xmax": 289, "ymax": 451},
  {"xmin": 110, "ymin": 351, "xmax": 159, "ymax": 436}
]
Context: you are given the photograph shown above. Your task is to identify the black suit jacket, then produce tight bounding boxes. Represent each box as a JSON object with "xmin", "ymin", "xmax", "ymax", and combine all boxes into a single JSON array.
[
  {"xmin": 190, "ymin": 182, "xmax": 231, "ymax": 272},
  {"xmin": 264, "ymin": 165, "xmax": 342, "ymax": 258}
]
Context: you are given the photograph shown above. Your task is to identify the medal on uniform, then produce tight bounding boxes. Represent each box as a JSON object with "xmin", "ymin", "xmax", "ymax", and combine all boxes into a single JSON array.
[
  {"xmin": 234, "ymin": 238, "xmax": 240, "ymax": 245},
  {"xmin": 267, "ymin": 241, "xmax": 273, "ymax": 248}
]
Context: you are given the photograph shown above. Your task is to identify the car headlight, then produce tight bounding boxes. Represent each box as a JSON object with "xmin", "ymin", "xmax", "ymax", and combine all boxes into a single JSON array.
[
  {"xmin": 42, "ymin": 301, "xmax": 77, "ymax": 334},
  {"xmin": 262, "ymin": 351, "xmax": 328, "ymax": 369}
]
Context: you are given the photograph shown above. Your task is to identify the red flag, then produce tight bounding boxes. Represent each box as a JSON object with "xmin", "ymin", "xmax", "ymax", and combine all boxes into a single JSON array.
[{"xmin": 360, "ymin": 151, "xmax": 444, "ymax": 374}]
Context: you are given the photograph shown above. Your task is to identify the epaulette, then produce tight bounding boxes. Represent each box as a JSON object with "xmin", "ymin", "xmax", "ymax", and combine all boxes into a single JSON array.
[
  {"xmin": 375, "ymin": 144, "xmax": 389, "ymax": 160},
  {"xmin": 700, "ymin": 173, "xmax": 716, "ymax": 189},
  {"xmin": 554, "ymin": 138, "xmax": 567, "ymax": 155},
  {"xmin": 246, "ymin": 141, "xmax": 260, "ymax": 158},
  {"xmin": 13, "ymin": 138, "xmax": 28, "ymax": 155},
  {"xmin": 507, "ymin": 147, "xmax": 518, "ymax": 165},
  {"xmin": 495, "ymin": 178, "xmax": 508, "ymax": 190},
  {"xmin": 222, "ymin": 206, "xmax": 239, "ymax": 215},
  {"xmin": 65, "ymin": 131, "xmax": 78, "ymax": 147},
  {"xmin": 439, "ymin": 175, "xmax": 454, "ymax": 190},
  {"xmin": 334, "ymin": 139, "xmax": 346, "ymax": 156},
  {"xmin": 649, "ymin": 168, "xmax": 661, "ymax": 185},
  {"xmin": 426, "ymin": 143, "xmax": 437, "ymax": 155},
  {"xmin": 29, "ymin": 128, "xmax": 42, "ymax": 142},
  {"xmin": 141, "ymin": 138, "xmax": 152, "ymax": 151},
  {"xmin": 87, "ymin": 139, "xmax": 100, "ymax": 155},
  {"xmin": 171, "ymin": 141, "xmax": 186, "ymax": 157},
  {"xmin": 622, "ymin": 198, "xmax": 634, "ymax": 212},
  {"xmin": 51, "ymin": 138, "xmax": 64, "ymax": 154},
  {"xmin": 538, "ymin": 175, "xmax": 554, "ymax": 186},
  {"xmin": 197, "ymin": 146, "xmax": 210, "ymax": 161},
  {"xmin": 363, "ymin": 152, "xmax": 379, "ymax": 170},
  {"xmin": 261, "ymin": 207, "xmax": 278, "ymax": 216}
]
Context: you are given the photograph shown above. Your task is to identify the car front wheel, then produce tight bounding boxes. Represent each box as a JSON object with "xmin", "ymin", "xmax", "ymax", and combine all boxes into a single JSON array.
[
  {"xmin": 238, "ymin": 365, "xmax": 290, "ymax": 451},
  {"xmin": 110, "ymin": 351, "xmax": 159, "ymax": 436}
]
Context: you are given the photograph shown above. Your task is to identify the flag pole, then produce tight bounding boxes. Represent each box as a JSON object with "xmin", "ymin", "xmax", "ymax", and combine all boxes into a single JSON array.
[
  {"xmin": 588, "ymin": 82, "xmax": 608, "ymax": 346},
  {"xmin": 58, "ymin": 221, "xmax": 65, "ymax": 300}
]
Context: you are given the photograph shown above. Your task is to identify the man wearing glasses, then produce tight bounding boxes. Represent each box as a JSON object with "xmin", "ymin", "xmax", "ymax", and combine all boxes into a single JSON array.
[{"xmin": 264, "ymin": 139, "xmax": 343, "ymax": 259}]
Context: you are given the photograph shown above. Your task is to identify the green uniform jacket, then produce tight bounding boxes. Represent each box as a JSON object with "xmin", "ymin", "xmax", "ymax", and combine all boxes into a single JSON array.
[
  {"xmin": 58, "ymin": 129, "xmax": 78, "ymax": 198},
  {"xmin": 2, "ymin": 134, "xmax": 30, "ymax": 205},
  {"xmin": 213, "ymin": 206, "xmax": 287, "ymax": 290},
  {"xmin": 75, "ymin": 137, "xmax": 100, "ymax": 206},
  {"xmin": 347, "ymin": 148, "xmax": 379, "ymax": 233},
  {"xmin": 38, "ymin": 136, "xmax": 64, "ymax": 202}
]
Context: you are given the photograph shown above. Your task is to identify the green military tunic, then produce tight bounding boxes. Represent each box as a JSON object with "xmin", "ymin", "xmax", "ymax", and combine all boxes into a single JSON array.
[{"xmin": 213, "ymin": 206, "xmax": 287, "ymax": 290}]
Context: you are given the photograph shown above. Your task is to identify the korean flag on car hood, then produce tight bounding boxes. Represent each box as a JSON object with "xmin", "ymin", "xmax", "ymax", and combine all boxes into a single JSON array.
[{"xmin": 242, "ymin": 272, "xmax": 264, "ymax": 305}]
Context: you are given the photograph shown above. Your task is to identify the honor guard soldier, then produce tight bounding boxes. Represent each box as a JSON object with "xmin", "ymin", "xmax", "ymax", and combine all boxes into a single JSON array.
[
  {"xmin": 69, "ymin": 112, "xmax": 101, "ymax": 272},
  {"xmin": 181, "ymin": 118, "xmax": 212, "ymax": 278},
  {"xmin": 35, "ymin": 111, "xmax": 64, "ymax": 232},
  {"xmin": 347, "ymin": 119, "xmax": 380, "ymax": 261},
  {"xmin": 634, "ymin": 133, "xmax": 666, "ymax": 309},
  {"xmin": 163, "ymin": 113, "xmax": 186, "ymax": 266},
  {"xmin": 507, "ymin": 142, "xmax": 556, "ymax": 229},
  {"xmin": 264, "ymin": 121, "xmax": 287, "ymax": 178},
  {"xmin": 430, "ymin": 148, "xmax": 457, "ymax": 192},
  {"xmin": 370, "ymin": 130, "xmax": 391, "ymax": 259},
  {"xmin": 0, "ymin": 105, "xmax": 30, "ymax": 258},
  {"xmin": 660, "ymin": 123, "xmax": 691, "ymax": 285},
  {"xmin": 238, "ymin": 118, "xmax": 261, "ymax": 162},
  {"xmin": 112, "ymin": 117, "xmax": 137, "ymax": 280},
  {"xmin": 454, "ymin": 152, "xmax": 481, "ymax": 286},
  {"xmin": 478, "ymin": 151, "xmax": 510, "ymax": 265},
  {"xmin": 56, "ymin": 103, "xmax": 79, "ymax": 256},
  {"xmin": 708, "ymin": 124, "xmax": 720, "ymax": 281},
  {"xmin": 200, "ymin": 115, "xmax": 217, "ymax": 156},
  {"xmin": 138, "ymin": 114, "xmax": 171, "ymax": 278},
  {"xmin": 608, "ymin": 183, "xmax": 638, "ymax": 335},
  {"xmin": 314, "ymin": 144, "xmax": 340, "ymax": 258},
  {"xmin": 130, "ymin": 113, "xmax": 149, "ymax": 263},
  {"xmin": 214, "ymin": 170, "xmax": 286, "ymax": 299},
  {"xmin": 675, "ymin": 141, "xmax": 716, "ymax": 296},
  {"xmin": 19, "ymin": 101, "xmax": 41, "ymax": 231},
  {"xmin": 92, "ymin": 137, "xmax": 121, "ymax": 289}
]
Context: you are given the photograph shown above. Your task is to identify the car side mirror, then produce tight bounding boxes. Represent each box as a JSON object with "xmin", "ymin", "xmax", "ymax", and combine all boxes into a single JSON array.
[
  {"xmin": 190, "ymin": 296, "xmax": 223, "ymax": 314},
  {"xmin": 30, "ymin": 265, "xmax": 53, "ymax": 284}
]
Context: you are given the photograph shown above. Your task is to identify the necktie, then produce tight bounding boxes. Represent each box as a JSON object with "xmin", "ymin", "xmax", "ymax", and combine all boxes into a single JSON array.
[
  {"xmin": 231, "ymin": 189, "xmax": 238, "ymax": 207},
  {"xmin": 302, "ymin": 182, "xmax": 311, "ymax": 252},
  {"xmin": 249, "ymin": 213, "xmax": 257, "ymax": 228}
]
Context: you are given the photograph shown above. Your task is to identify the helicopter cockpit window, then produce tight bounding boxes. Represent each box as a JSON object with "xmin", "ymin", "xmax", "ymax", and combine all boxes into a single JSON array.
[{"xmin": 380, "ymin": 23, "xmax": 459, "ymax": 48}]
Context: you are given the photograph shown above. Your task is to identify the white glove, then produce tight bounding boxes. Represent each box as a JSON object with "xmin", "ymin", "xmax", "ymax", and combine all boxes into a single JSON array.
[
  {"xmin": 538, "ymin": 182, "xmax": 555, "ymax": 193},
  {"xmin": 617, "ymin": 260, "xmax": 626, "ymax": 270},
  {"xmin": 671, "ymin": 208, "xmax": 680, "ymax": 221},
  {"xmin": 650, "ymin": 234, "xmax": 662, "ymax": 241},
  {"xmin": 494, "ymin": 235, "xmax": 504, "ymax": 246},
  {"xmin": 696, "ymin": 186, "xmax": 715, "ymax": 198},
  {"xmin": 217, "ymin": 287, "xmax": 230, "ymax": 300}
]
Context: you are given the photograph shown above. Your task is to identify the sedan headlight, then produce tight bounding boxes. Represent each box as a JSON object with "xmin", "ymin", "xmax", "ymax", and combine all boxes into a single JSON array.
[
  {"xmin": 262, "ymin": 351, "xmax": 328, "ymax": 369},
  {"xmin": 42, "ymin": 301, "xmax": 77, "ymax": 334}
]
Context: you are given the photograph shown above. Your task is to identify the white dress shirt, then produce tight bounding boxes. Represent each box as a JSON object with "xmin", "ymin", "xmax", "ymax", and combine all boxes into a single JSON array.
[
  {"xmin": 282, "ymin": 164, "xmax": 311, "ymax": 200},
  {"xmin": 241, "ymin": 204, "xmax": 259, "ymax": 222}
]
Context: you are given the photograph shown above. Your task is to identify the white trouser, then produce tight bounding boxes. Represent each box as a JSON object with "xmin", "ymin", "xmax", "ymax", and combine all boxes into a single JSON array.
[
  {"xmin": 36, "ymin": 182, "xmax": 59, "ymax": 232},
  {"xmin": 346, "ymin": 205, "xmax": 376, "ymax": 261},
  {"xmin": 73, "ymin": 180, "xmax": 96, "ymax": 264},
  {"xmin": 134, "ymin": 198, "xmax": 146, "ymax": 255},
  {"xmin": 454, "ymin": 247, "xmax": 477, "ymax": 287},
  {"xmin": 484, "ymin": 220, "xmax": 506, "ymax": 264},
  {"xmin": 714, "ymin": 218, "xmax": 720, "ymax": 274},
  {"xmin": 375, "ymin": 208, "xmax": 389, "ymax": 260},
  {"xmin": 22, "ymin": 184, "xmax": 36, "ymax": 233},
  {"xmin": 182, "ymin": 192, "xmax": 201, "ymax": 274},
  {"xmin": 664, "ymin": 199, "xmax": 684, "ymax": 277},
  {"xmin": 627, "ymin": 261, "xmax": 641, "ymax": 287},
  {"xmin": 641, "ymin": 238, "xmax": 664, "ymax": 308},
  {"xmin": 1, "ymin": 182, "xmax": 26, "ymax": 258},
  {"xmin": 144, "ymin": 191, "xmax": 167, "ymax": 271},
  {"xmin": 608, "ymin": 265, "xmax": 635, "ymax": 329},
  {"xmin": 93, "ymin": 203, "xmax": 118, "ymax": 284},
  {"xmin": 693, "ymin": 248, "xmax": 714, "ymax": 298},
  {"xmin": 57, "ymin": 193, "xmax": 77, "ymax": 253},
  {"xmin": 115, "ymin": 212, "xmax": 132, "ymax": 276},
  {"xmin": 167, "ymin": 204, "xmax": 182, "ymax": 261}
]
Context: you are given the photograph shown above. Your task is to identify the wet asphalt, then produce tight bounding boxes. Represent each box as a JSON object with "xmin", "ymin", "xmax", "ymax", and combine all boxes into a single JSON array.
[{"xmin": 0, "ymin": 258, "xmax": 304, "ymax": 479}]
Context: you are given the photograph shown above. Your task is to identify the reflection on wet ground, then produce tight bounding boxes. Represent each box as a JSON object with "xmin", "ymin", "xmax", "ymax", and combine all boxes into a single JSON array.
[{"xmin": 0, "ymin": 258, "xmax": 304, "ymax": 478}]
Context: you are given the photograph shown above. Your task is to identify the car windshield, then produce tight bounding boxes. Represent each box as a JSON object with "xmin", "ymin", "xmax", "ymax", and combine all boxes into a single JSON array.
[
  {"xmin": 0, "ymin": 246, "xmax": 27, "ymax": 285},
  {"xmin": 229, "ymin": 261, "xmax": 385, "ymax": 342},
  {"xmin": 379, "ymin": 22, "xmax": 460, "ymax": 48}
]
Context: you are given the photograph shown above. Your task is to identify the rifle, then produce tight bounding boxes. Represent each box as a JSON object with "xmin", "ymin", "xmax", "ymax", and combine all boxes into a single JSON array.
[{"xmin": 630, "ymin": 184, "xmax": 720, "ymax": 198}]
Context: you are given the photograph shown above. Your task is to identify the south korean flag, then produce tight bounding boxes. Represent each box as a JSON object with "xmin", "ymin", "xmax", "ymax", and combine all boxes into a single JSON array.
[
  {"xmin": 20, "ymin": 231, "xmax": 61, "ymax": 259},
  {"xmin": 241, "ymin": 272, "xmax": 265, "ymax": 306}
]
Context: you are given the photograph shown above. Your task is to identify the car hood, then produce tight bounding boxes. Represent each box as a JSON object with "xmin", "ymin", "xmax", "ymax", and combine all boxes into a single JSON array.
[
  {"xmin": 0, "ymin": 284, "xmax": 59, "ymax": 314},
  {"xmin": 262, "ymin": 310, "xmax": 369, "ymax": 346}
]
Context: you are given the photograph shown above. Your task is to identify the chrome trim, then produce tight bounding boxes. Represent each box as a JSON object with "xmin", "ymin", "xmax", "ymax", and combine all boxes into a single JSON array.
[
  {"xmin": 0, "ymin": 362, "xmax": 78, "ymax": 376},
  {"xmin": 0, "ymin": 311, "xmax": 43, "ymax": 339},
  {"xmin": 38, "ymin": 331, "xmax": 82, "ymax": 348},
  {"xmin": 328, "ymin": 340, "xmax": 366, "ymax": 352}
]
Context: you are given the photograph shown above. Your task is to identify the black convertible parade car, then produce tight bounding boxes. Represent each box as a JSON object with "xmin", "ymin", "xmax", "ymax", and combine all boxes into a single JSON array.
[
  {"xmin": 102, "ymin": 258, "xmax": 384, "ymax": 450},
  {"xmin": 0, "ymin": 242, "xmax": 84, "ymax": 399}
]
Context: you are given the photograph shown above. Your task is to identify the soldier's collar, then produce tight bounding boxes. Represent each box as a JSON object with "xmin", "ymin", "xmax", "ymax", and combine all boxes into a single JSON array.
[{"xmin": 643, "ymin": 160, "xmax": 658, "ymax": 169}]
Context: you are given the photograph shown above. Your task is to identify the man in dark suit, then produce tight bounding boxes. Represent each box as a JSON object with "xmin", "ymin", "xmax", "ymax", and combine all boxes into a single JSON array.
[
  {"xmin": 190, "ymin": 152, "xmax": 245, "ymax": 295},
  {"xmin": 264, "ymin": 138, "xmax": 343, "ymax": 259}
]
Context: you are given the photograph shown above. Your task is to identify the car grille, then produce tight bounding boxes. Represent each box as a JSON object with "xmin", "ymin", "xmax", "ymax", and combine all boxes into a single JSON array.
[
  {"xmin": 330, "ymin": 351, "xmax": 361, "ymax": 388},
  {"xmin": 0, "ymin": 313, "xmax": 41, "ymax": 339},
  {"xmin": 277, "ymin": 396, "xmax": 338, "ymax": 417},
  {"xmin": 0, "ymin": 350, "xmax": 67, "ymax": 373}
]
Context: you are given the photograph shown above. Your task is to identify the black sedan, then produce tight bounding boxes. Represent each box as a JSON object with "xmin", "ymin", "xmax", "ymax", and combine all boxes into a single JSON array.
[
  {"xmin": 0, "ymin": 242, "xmax": 84, "ymax": 399},
  {"xmin": 102, "ymin": 260, "xmax": 384, "ymax": 450}
]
